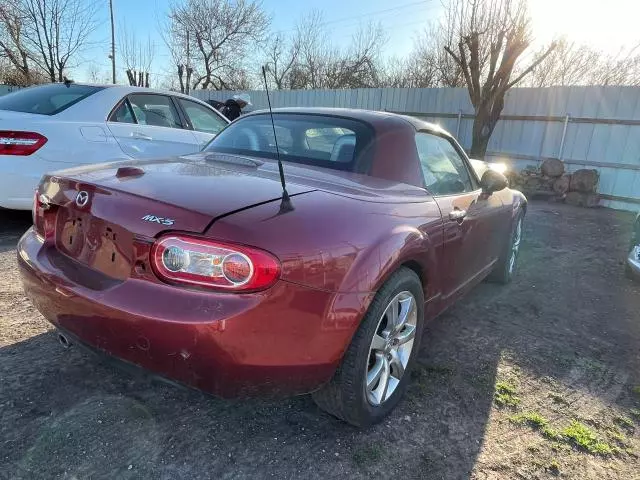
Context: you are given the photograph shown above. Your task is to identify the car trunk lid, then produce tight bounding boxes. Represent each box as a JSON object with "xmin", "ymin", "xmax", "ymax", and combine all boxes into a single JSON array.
[{"xmin": 36, "ymin": 157, "xmax": 313, "ymax": 281}]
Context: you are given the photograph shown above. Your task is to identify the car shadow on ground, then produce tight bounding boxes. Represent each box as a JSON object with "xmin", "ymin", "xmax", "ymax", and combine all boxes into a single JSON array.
[
  {"xmin": 1, "ymin": 312, "xmax": 501, "ymax": 479},
  {"xmin": 1, "ymin": 203, "xmax": 639, "ymax": 479},
  {"xmin": 0, "ymin": 209, "xmax": 31, "ymax": 253}
]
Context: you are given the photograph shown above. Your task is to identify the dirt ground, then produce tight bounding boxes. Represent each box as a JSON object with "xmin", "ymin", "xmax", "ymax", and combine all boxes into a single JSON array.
[{"xmin": 1, "ymin": 202, "xmax": 639, "ymax": 480}]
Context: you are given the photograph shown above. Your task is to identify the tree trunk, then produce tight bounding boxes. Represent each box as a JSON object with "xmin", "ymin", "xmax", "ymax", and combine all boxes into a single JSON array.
[
  {"xmin": 177, "ymin": 65, "xmax": 185, "ymax": 93},
  {"xmin": 470, "ymin": 108, "xmax": 491, "ymax": 158},
  {"xmin": 470, "ymin": 95, "xmax": 505, "ymax": 159},
  {"xmin": 470, "ymin": 130, "xmax": 490, "ymax": 158}
]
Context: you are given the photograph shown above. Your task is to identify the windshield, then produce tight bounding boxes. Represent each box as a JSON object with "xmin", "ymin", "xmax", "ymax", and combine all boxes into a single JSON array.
[
  {"xmin": 205, "ymin": 113, "xmax": 374, "ymax": 172},
  {"xmin": 0, "ymin": 84, "xmax": 103, "ymax": 115}
]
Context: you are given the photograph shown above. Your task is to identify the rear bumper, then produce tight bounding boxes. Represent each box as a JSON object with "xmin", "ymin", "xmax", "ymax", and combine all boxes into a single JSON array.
[
  {"xmin": 0, "ymin": 155, "xmax": 70, "ymax": 210},
  {"xmin": 18, "ymin": 228, "xmax": 369, "ymax": 397},
  {"xmin": 627, "ymin": 245, "xmax": 640, "ymax": 278}
]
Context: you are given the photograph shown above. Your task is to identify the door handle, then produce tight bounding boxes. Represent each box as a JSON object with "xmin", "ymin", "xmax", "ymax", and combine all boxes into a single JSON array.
[
  {"xmin": 132, "ymin": 131, "xmax": 152, "ymax": 141},
  {"xmin": 449, "ymin": 209, "xmax": 467, "ymax": 222}
]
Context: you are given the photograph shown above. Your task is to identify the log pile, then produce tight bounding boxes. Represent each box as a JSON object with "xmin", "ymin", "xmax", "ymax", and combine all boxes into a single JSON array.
[{"xmin": 506, "ymin": 159, "xmax": 600, "ymax": 207}]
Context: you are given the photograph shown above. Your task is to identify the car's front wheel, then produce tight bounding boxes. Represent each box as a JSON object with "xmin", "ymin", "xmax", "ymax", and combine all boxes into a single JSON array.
[
  {"xmin": 312, "ymin": 267, "xmax": 425, "ymax": 427},
  {"xmin": 488, "ymin": 211, "xmax": 524, "ymax": 284}
]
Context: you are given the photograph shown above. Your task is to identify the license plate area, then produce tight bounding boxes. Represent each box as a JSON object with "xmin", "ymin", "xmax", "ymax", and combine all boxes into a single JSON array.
[{"xmin": 56, "ymin": 210, "xmax": 134, "ymax": 280}]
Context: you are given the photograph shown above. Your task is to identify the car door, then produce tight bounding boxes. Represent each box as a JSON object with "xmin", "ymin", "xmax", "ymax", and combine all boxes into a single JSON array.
[
  {"xmin": 176, "ymin": 97, "xmax": 229, "ymax": 150},
  {"xmin": 414, "ymin": 131, "xmax": 505, "ymax": 306},
  {"xmin": 107, "ymin": 93, "xmax": 200, "ymax": 158}
]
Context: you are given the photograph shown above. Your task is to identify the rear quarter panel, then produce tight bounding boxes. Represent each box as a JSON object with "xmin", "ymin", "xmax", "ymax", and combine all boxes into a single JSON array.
[
  {"xmin": 205, "ymin": 190, "xmax": 444, "ymax": 313},
  {"xmin": 36, "ymin": 121, "xmax": 128, "ymax": 166}
]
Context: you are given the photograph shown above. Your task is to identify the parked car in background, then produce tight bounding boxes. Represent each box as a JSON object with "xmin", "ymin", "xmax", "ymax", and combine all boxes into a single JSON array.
[
  {"xmin": 0, "ymin": 83, "xmax": 229, "ymax": 210},
  {"xmin": 19, "ymin": 108, "xmax": 526, "ymax": 426},
  {"xmin": 627, "ymin": 213, "xmax": 640, "ymax": 279}
]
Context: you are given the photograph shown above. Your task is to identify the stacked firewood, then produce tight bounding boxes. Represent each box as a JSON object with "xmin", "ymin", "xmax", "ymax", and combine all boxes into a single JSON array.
[{"xmin": 505, "ymin": 159, "xmax": 600, "ymax": 207}]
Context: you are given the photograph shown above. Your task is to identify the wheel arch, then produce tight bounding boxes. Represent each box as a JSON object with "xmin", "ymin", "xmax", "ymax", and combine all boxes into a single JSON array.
[
  {"xmin": 338, "ymin": 225, "xmax": 435, "ymax": 296},
  {"xmin": 398, "ymin": 259, "xmax": 427, "ymax": 295}
]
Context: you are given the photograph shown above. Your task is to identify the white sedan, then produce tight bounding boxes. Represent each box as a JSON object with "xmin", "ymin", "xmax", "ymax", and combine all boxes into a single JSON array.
[{"xmin": 0, "ymin": 83, "xmax": 229, "ymax": 210}]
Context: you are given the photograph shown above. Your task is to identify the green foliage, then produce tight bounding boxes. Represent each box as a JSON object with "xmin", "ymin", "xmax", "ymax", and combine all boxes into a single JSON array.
[
  {"xmin": 561, "ymin": 421, "xmax": 613, "ymax": 455},
  {"xmin": 495, "ymin": 381, "xmax": 520, "ymax": 407},
  {"xmin": 510, "ymin": 412, "xmax": 560, "ymax": 440},
  {"xmin": 510, "ymin": 411, "xmax": 547, "ymax": 428}
]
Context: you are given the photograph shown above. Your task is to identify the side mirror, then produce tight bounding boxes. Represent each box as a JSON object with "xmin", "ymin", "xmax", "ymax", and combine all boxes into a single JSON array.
[{"xmin": 480, "ymin": 169, "xmax": 508, "ymax": 195}]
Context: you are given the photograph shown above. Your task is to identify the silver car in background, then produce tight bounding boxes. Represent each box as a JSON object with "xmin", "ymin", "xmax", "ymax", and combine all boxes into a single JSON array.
[{"xmin": 627, "ymin": 213, "xmax": 640, "ymax": 279}]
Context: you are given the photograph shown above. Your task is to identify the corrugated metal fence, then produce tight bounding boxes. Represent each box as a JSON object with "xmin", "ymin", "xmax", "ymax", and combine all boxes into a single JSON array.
[{"xmin": 193, "ymin": 87, "xmax": 640, "ymax": 211}]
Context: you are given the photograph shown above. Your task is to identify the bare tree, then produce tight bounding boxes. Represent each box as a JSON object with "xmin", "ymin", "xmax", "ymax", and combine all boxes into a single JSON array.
[
  {"xmin": 86, "ymin": 63, "xmax": 111, "ymax": 84},
  {"xmin": 0, "ymin": 0, "xmax": 34, "ymax": 85},
  {"xmin": 383, "ymin": 28, "xmax": 460, "ymax": 89},
  {"xmin": 263, "ymin": 31, "xmax": 301, "ymax": 89},
  {"xmin": 521, "ymin": 39, "xmax": 596, "ymax": 88},
  {"xmin": 279, "ymin": 12, "xmax": 387, "ymax": 90},
  {"xmin": 295, "ymin": 11, "xmax": 332, "ymax": 89},
  {"xmin": 324, "ymin": 22, "xmax": 387, "ymax": 89},
  {"xmin": 160, "ymin": 11, "xmax": 189, "ymax": 93},
  {"xmin": 119, "ymin": 22, "xmax": 155, "ymax": 87},
  {"xmin": 517, "ymin": 38, "xmax": 640, "ymax": 88},
  {"xmin": 167, "ymin": 0, "xmax": 269, "ymax": 91},
  {"xmin": 413, "ymin": 26, "xmax": 466, "ymax": 88},
  {"xmin": 587, "ymin": 44, "xmax": 640, "ymax": 87},
  {"xmin": 21, "ymin": 0, "xmax": 98, "ymax": 82},
  {"xmin": 380, "ymin": 55, "xmax": 440, "ymax": 88},
  {"xmin": 443, "ymin": 0, "xmax": 556, "ymax": 158}
]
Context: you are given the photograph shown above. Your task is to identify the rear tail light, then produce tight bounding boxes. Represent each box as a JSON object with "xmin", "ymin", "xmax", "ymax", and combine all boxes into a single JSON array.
[
  {"xmin": 0, "ymin": 131, "xmax": 47, "ymax": 156},
  {"xmin": 33, "ymin": 190, "xmax": 56, "ymax": 238},
  {"xmin": 150, "ymin": 235, "xmax": 280, "ymax": 291}
]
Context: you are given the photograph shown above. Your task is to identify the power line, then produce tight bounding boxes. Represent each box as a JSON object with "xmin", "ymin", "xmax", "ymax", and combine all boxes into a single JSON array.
[
  {"xmin": 271, "ymin": 0, "xmax": 433, "ymax": 35},
  {"xmin": 318, "ymin": 5, "xmax": 440, "ymax": 41}
]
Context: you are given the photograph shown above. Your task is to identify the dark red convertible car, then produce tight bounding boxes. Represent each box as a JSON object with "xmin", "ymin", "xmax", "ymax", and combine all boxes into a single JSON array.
[{"xmin": 18, "ymin": 108, "xmax": 526, "ymax": 426}]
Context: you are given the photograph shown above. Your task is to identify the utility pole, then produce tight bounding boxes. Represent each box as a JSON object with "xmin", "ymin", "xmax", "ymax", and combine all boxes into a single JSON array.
[
  {"xmin": 109, "ymin": 0, "xmax": 116, "ymax": 84},
  {"xmin": 185, "ymin": 30, "xmax": 190, "ymax": 95}
]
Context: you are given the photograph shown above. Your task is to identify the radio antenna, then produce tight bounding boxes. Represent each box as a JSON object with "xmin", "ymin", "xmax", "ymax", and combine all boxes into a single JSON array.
[{"xmin": 261, "ymin": 65, "xmax": 293, "ymax": 213}]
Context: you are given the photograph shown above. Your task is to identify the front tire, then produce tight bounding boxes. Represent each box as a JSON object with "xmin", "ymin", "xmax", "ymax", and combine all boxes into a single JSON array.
[
  {"xmin": 312, "ymin": 267, "xmax": 425, "ymax": 427},
  {"xmin": 488, "ymin": 211, "xmax": 524, "ymax": 284}
]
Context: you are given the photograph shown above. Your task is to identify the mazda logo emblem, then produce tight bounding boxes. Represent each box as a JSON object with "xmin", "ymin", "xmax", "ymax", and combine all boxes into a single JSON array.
[{"xmin": 75, "ymin": 191, "xmax": 89, "ymax": 207}]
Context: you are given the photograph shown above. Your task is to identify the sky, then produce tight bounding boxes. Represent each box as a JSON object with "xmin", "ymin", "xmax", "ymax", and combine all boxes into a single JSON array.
[{"xmin": 76, "ymin": 0, "xmax": 640, "ymax": 85}]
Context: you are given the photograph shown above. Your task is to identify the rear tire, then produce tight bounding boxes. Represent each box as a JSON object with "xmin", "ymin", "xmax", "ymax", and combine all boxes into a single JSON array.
[
  {"xmin": 312, "ymin": 267, "xmax": 424, "ymax": 427},
  {"xmin": 488, "ymin": 211, "xmax": 524, "ymax": 284}
]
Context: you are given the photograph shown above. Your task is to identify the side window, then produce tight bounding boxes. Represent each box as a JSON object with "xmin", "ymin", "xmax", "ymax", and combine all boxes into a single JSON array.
[
  {"xmin": 415, "ymin": 132, "xmax": 474, "ymax": 195},
  {"xmin": 127, "ymin": 94, "xmax": 182, "ymax": 129},
  {"xmin": 178, "ymin": 98, "xmax": 227, "ymax": 135},
  {"xmin": 110, "ymin": 100, "xmax": 135, "ymax": 123}
]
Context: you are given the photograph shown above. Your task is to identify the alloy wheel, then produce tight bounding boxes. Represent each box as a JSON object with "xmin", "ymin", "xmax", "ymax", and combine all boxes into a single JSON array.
[
  {"xmin": 509, "ymin": 218, "xmax": 522, "ymax": 274},
  {"xmin": 365, "ymin": 291, "xmax": 417, "ymax": 406}
]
